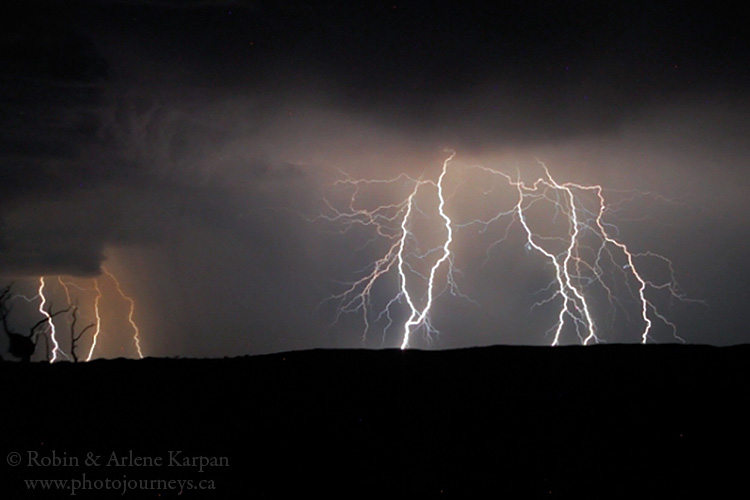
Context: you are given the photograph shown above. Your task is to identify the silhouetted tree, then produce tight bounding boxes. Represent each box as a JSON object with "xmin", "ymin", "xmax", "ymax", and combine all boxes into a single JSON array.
[
  {"xmin": 68, "ymin": 305, "xmax": 95, "ymax": 363},
  {"xmin": 0, "ymin": 284, "xmax": 29, "ymax": 360},
  {"xmin": 1, "ymin": 283, "xmax": 70, "ymax": 362}
]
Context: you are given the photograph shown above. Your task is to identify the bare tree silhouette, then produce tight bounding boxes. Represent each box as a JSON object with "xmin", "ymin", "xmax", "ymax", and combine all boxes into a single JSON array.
[
  {"xmin": 69, "ymin": 305, "xmax": 95, "ymax": 363},
  {"xmin": 1, "ymin": 283, "xmax": 71, "ymax": 362},
  {"xmin": 0, "ymin": 284, "xmax": 28, "ymax": 361}
]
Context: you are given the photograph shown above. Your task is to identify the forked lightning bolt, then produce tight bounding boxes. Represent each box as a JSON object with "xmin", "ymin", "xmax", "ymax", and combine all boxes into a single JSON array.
[
  {"xmin": 38, "ymin": 277, "xmax": 69, "ymax": 362},
  {"xmin": 10, "ymin": 279, "xmax": 70, "ymax": 362},
  {"xmin": 318, "ymin": 151, "xmax": 460, "ymax": 349},
  {"xmin": 85, "ymin": 269, "xmax": 143, "ymax": 360},
  {"xmin": 103, "ymin": 267, "xmax": 144, "ymax": 359},
  {"xmin": 85, "ymin": 278, "xmax": 104, "ymax": 362},
  {"xmin": 468, "ymin": 160, "xmax": 688, "ymax": 344},
  {"xmin": 399, "ymin": 152, "xmax": 455, "ymax": 349}
]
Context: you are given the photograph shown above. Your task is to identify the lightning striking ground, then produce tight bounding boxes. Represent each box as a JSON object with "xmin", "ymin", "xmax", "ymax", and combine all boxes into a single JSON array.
[
  {"xmin": 103, "ymin": 267, "xmax": 144, "ymax": 359},
  {"xmin": 399, "ymin": 152, "xmax": 455, "ymax": 349},
  {"xmin": 38, "ymin": 277, "xmax": 69, "ymax": 362},
  {"xmin": 321, "ymin": 153, "xmax": 690, "ymax": 347},
  {"xmin": 3, "ymin": 269, "xmax": 145, "ymax": 362},
  {"xmin": 85, "ymin": 278, "xmax": 103, "ymax": 362},
  {"xmin": 467, "ymin": 160, "xmax": 688, "ymax": 344},
  {"xmin": 319, "ymin": 152, "xmax": 461, "ymax": 349}
]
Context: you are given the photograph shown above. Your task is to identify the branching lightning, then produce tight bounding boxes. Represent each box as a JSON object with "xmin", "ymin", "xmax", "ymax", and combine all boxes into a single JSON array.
[
  {"xmin": 318, "ymin": 151, "xmax": 462, "ymax": 349},
  {"xmin": 475, "ymin": 160, "xmax": 690, "ymax": 344},
  {"xmin": 103, "ymin": 267, "xmax": 144, "ymax": 359},
  {"xmin": 399, "ymin": 152, "xmax": 455, "ymax": 349},
  {"xmin": 85, "ymin": 278, "xmax": 104, "ymax": 362},
  {"xmin": 38, "ymin": 277, "xmax": 69, "ymax": 362},
  {"xmin": 320, "ymin": 153, "xmax": 691, "ymax": 348},
  {"xmin": 3, "ymin": 269, "xmax": 145, "ymax": 362}
]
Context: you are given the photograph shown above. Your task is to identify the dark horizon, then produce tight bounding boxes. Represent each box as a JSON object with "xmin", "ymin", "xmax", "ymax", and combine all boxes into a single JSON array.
[{"xmin": 2, "ymin": 345, "xmax": 748, "ymax": 497}]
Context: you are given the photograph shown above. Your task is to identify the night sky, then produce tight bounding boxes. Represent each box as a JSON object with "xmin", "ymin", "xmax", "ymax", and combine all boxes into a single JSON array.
[{"xmin": 1, "ymin": 0, "xmax": 749, "ymax": 358}]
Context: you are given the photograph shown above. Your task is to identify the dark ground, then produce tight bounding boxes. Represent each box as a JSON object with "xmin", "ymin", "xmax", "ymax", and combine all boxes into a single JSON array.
[{"xmin": 2, "ymin": 345, "xmax": 748, "ymax": 498}]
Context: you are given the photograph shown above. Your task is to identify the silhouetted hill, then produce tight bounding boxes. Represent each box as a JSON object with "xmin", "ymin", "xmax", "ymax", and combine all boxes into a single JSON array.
[{"xmin": 2, "ymin": 345, "xmax": 748, "ymax": 498}]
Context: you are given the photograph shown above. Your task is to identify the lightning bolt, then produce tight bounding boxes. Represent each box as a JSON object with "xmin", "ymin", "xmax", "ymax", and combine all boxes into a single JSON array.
[
  {"xmin": 57, "ymin": 276, "xmax": 73, "ymax": 305},
  {"xmin": 501, "ymin": 164, "xmax": 599, "ymax": 345},
  {"xmin": 590, "ymin": 187, "xmax": 686, "ymax": 344},
  {"xmin": 103, "ymin": 267, "xmax": 144, "ymax": 359},
  {"xmin": 11, "ymin": 291, "xmax": 40, "ymax": 304},
  {"xmin": 38, "ymin": 277, "xmax": 69, "ymax": 362},
  {"xmin": 85, "ymin": 279, "xmax": 103, "ymax": 362},
  {"xmin": 399, "ymin": 152, "xmax": 455, "ymax": 349},
  {"xmin": 57, "ymin": 277, "xmax": 104, "ymax": 361},
  {"xmin": 318, "ymin": 151, "xmax": 461, "ymax": 349}
]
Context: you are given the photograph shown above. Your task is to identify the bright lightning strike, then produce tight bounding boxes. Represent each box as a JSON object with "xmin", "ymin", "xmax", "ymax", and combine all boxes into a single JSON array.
[
  {"xmin": 399, "ymin": 152, "xmax": 455, "ymax": 349},
  {"xmin": 468, "ymin": 160, "xmax": 689, "ymax": 345},
  {"xmin": 103, "ymin": 267, "xmax": 144, "ymax": 359},
  {"xmin": 38, "ymin": 277, "xmax": 69, "ymax": 362},
  {"xmin": 85, "ymin": 279, "xmax": 103, "ymax": 362},
  {"xmin": 318, "ymin": 151, "xmax": 462, "ymax": 349},
  {"xmin": 320, "ymin": 152, "xmax": 691, "ymax": 348},
  {"xmin": 3, "ymin": 268, "xmax": 144, "ymax": 362}
]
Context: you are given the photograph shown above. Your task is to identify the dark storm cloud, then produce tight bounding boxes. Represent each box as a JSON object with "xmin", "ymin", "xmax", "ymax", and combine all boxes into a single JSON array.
[{"xmin": 0, "ymin": 0, "xmax": 313, "ymax": 276}]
